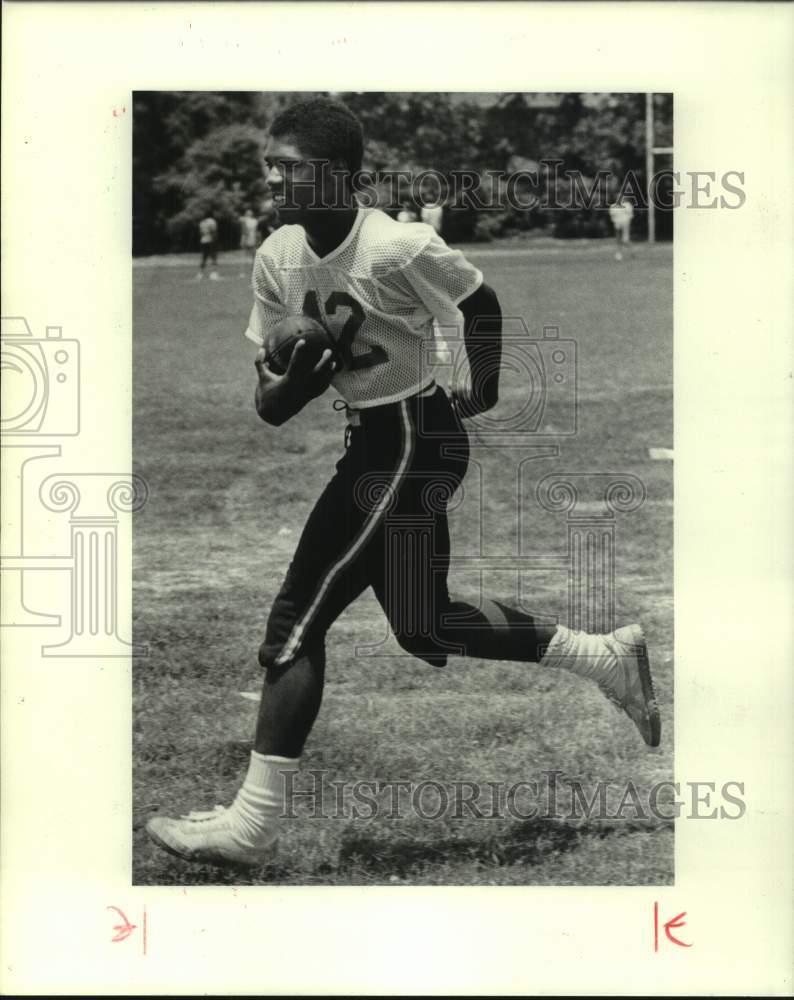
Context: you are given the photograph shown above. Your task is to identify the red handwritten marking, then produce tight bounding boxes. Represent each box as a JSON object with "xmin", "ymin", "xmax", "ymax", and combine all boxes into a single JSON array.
[
  {"xmin": 112, "ymin": 106, "xmax": 127, "ymax": 118},
  {"xmin": 664, "ymin": 911, "xmax": 692, "ymax": 949},
  {"xmin": 107, "ymin": 905, "xmax": 136, "ymax": 943},
  {"xmin": 654, "ymin": 901, "xmax": 693, "ymax": 951}
]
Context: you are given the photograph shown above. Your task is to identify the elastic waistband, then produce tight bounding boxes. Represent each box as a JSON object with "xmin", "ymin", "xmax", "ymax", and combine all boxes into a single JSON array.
[{"xmin": 334, "ymin": 381, "xmax": 438, "ymax": 426}]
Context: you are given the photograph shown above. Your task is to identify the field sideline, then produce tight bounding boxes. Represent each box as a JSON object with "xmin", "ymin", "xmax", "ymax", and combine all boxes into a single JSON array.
[{"xmin": 133, "ymin": 241, "xmax": 673, "ymax": 886}]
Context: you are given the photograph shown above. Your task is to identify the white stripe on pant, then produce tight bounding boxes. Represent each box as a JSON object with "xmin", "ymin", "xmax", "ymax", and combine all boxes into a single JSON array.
[{"xmin": 273, "ymin": 399, "xmax": 415, "ymax": 666}]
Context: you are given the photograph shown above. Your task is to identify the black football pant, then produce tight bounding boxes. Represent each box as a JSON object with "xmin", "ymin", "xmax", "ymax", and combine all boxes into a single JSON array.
[{"xmin": 259, "ymin": 385, "xmax": 548, "ymax": 671}]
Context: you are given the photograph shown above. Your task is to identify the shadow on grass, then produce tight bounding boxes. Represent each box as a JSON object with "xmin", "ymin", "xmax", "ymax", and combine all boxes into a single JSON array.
[
  {"xmin": 337, "ymin": 816, "xmax": 672, "ymax": 878},
  {"xmin": 133, "ymin": 815, "xmax": 673, "ymax": 886}
]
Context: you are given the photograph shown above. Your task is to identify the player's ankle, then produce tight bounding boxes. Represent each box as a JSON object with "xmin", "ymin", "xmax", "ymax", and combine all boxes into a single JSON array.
[
  {"xmin": 227, "ymin": 750, "xmax": 300, "ymax": 844},
  {"xmin": 540, "ymin": 625, "xmax": 613, "ymax": 679},
  {"xmin": 227, "ymin": 798, "xmax": 279, "ymax": 846}
]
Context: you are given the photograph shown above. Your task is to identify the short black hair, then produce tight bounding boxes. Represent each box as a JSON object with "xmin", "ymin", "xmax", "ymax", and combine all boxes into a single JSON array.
[{"xmin": 270, "ymin": 97, "xmax": 364, "ymax": 174}]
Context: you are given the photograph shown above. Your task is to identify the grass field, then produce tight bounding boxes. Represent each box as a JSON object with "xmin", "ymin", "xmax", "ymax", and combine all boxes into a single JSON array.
[{"xmin": 133, "ymin": 240, "xmax": 673, "ymax": 886}]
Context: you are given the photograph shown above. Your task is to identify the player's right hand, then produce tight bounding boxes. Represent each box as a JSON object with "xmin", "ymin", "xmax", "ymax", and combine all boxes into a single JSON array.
[
  {"xmin": 254, "ymin": 347, "xmax": 279, "ymax": 386},
  {"xmin": 284, "ymin": 339, "xmax": 337, "ymax": 399},
  {"xmin": 254, "ymin": 341, "xmax": 337, "ymax": 425}
]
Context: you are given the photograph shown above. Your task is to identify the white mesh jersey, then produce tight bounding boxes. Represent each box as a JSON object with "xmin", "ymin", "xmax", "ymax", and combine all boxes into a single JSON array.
[{"xmin": 244, "ymin": 207, "xmax": 483, "ymax": 407}]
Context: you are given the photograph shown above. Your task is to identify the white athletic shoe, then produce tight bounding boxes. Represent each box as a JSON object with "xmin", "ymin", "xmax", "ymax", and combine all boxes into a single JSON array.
[
  {"xmin": 598, "ymin": 624, "xmax": 661, "ymax": 747},
  {"xmin": 543, "ymin": 623, "xmax": 661, "ymax": 746},
  {"xmin": 146, "ymin": 805, "xmax": 278, "ymax": 868}
]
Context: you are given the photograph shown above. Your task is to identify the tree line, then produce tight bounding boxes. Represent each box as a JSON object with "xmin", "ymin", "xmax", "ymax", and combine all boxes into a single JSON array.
[{"xmin": 132, "ymin": 91, "xmax": 673, "ymax": 255}]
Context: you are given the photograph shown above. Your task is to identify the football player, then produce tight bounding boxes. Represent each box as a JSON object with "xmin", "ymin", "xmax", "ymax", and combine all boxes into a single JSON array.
[{"xmin": 147, "ymin": 97, "xmax": 660, "ymax": 867}]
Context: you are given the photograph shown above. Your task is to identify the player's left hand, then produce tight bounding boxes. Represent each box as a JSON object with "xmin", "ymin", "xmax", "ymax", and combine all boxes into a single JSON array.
[
  {"xmin": 450, "ymin": 370, "xmax": 498, "ymax": 419},
  {"xmin": 285, "ymin": 340, "xmax": 338, "ymax": 399}
]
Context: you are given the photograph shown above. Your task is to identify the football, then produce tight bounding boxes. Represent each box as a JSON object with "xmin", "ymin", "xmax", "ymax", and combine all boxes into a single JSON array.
[{"xmin": 265, "ymin": 315, "xmax": 335, "ymax": 376}]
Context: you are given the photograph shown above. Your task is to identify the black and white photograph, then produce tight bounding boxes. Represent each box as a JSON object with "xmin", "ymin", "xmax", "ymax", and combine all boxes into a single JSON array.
[
  {"xmin": 2, "ymin": 3, "xmax": 792, "ymax": 995},
  {"xmin": 133, "ymin": 90, "xmax": 675, "ymax": 886}
]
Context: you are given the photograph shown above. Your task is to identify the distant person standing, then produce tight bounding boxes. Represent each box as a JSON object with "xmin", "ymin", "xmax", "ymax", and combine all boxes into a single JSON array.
[
  {"xmin": 239, "ymin": 208, "xmax": 260, "ymax": 276},
  {"xmin": 420, "ymin": 203, "xmax": 444, "ymax": 235},
  {"xmin": 198, "ymin": 214, "xmax": 220, "ymax": 280},
  {"xmin": 396, "ymin": 201, "xmax": 418, "ymax": 224},
  {"xmin": 608, "ymin": 198, "xmax": 634, "ymax": 260}
]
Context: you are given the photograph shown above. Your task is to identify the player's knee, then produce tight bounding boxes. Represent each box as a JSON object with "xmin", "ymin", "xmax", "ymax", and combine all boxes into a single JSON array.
[
  {"xmin": 258, "ymin": 640, "xmax": 286, "ymax": 672},
  {"xmin": 258, "ymin": 636, "xmax": 325, "ymax": 673}
]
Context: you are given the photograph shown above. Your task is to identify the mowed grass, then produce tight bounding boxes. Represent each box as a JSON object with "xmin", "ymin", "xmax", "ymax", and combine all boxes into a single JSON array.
[{"xmin": 133, "ymin": 242, "xmax": 673, "ymax": 886}]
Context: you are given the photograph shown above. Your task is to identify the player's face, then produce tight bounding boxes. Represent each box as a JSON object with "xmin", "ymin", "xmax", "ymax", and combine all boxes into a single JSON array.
[{"xmin": 263, "ymin": 135, "xmax": 334, "ymax": 224}]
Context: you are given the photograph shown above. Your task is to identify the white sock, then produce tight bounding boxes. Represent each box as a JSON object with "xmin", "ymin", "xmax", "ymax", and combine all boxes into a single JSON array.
[
  {"xmin": 227, "ymin": 751, "xmax": 300, "ymax": 846},
  {"xmin": 540, "ymin": 625, "xmax": 614, "ymax": 683}
]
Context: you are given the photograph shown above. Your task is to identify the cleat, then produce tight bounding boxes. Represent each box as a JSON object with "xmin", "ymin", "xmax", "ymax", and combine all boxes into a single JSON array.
[
  {"xmin": 541, "ymin": 623, "xmax": 662, "ymax": 746},
  {"xmin": 600, "ymin": 624, "xmax": 661, "ymax": 747},
  {"xmin": 146, "ymin": 805, "xmax": 278, "ymax": 868}
]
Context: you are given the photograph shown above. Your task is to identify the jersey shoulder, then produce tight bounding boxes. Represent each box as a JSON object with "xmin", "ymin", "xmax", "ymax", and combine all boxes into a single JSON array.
[
  {"xmin": 256, "ymin": 223, "xmax": 305, "ymax": 268},
  {"xmin": 353, "ymin": 208, "xmax": 435, "ymax": 277}
]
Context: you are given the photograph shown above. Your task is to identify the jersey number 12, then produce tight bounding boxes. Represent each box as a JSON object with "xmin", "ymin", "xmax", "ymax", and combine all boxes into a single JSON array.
[{"xmin": 302, "ymin": 290, "xmax": 387, "ymax": 371}]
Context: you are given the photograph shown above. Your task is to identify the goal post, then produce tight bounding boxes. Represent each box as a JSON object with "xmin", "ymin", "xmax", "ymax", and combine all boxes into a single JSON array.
[{"xmin": 646, "ymin": 92, "xmax": 673, "ymax": 243}]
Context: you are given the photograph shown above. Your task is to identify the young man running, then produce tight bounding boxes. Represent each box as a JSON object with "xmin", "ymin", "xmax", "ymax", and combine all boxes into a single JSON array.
[{"xmin": 147, "ymin": 97, "xmax": 660, "ymax": 868}]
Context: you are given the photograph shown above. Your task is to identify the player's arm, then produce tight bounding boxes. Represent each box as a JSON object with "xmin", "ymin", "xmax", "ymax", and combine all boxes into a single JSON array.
[
  {"xmin": 453, "ymin": 281, "xmax": 502, "ymax": 418},
  {"xmin": 254, "ymin": 342, "xmax": 336, "ymax": 427},
  {"xmin": 398, "ymin": 232, "xmax": 501, "ymax": 419},
  {"xmin": 248, "ymin": 251, "xmax": 337, "ymax": 427}
]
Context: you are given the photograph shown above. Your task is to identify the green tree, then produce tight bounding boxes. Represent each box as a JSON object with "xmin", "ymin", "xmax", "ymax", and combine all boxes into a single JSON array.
[
  {"xmin": 133, "ymin": 91, "xmax": 270, "ymax": 253},
  {"xmin": 132, "ymin": 91, "xmax": 312, "ymax": 253},
  {"xmin": 132, "ymin": 90, "xmax": 673, "ymax": 252},
  {"xmin": 155, "ymin": 124, "xmax": 268, "ymax": 251}
]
